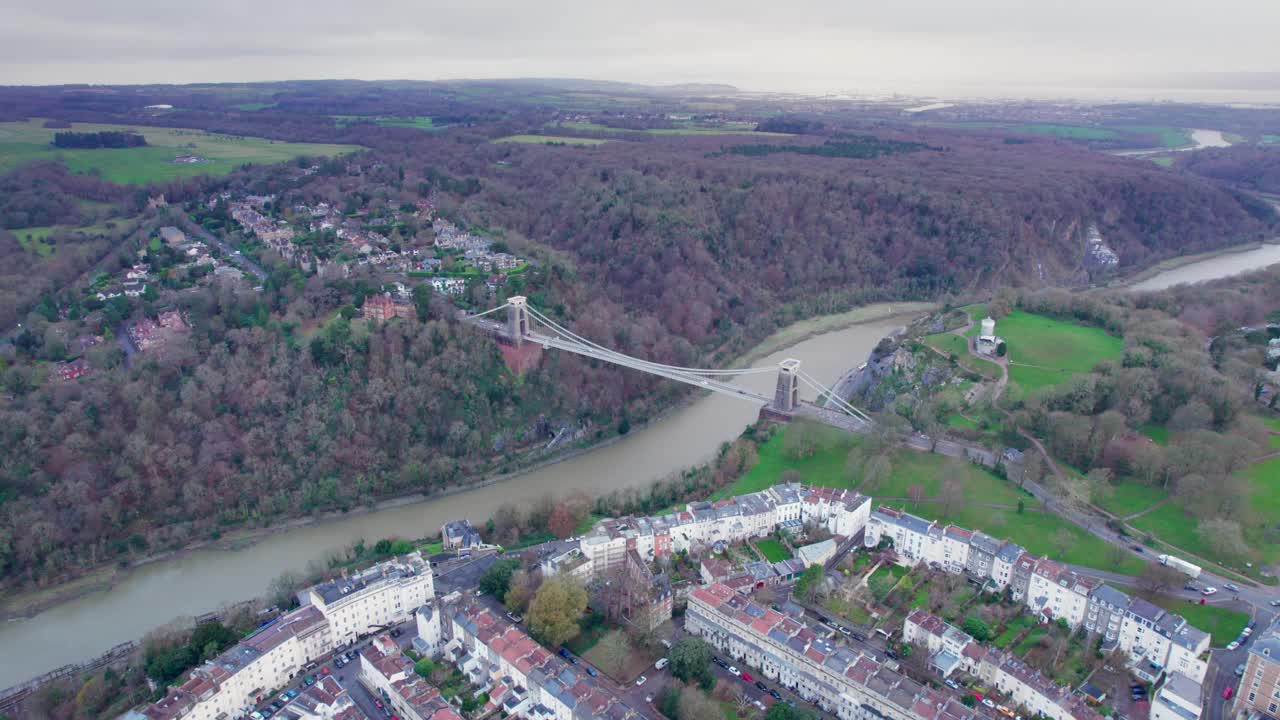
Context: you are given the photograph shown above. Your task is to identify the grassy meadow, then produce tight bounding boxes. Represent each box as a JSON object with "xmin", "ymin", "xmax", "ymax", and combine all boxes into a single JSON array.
[
  {"xmin": 0, "ymin": 119, "xmax": 359, "ymax": 184},
  {"xmin": 493, "ymin": 134, "xmax": 608, "ymax": 146},
  {"xmin": 998, "ymin": 310, "xmax": 1123, "ymax": 393}
]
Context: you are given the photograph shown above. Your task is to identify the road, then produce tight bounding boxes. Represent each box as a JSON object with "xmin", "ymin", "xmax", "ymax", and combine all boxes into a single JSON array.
[{"xmin": 178, "ymin": 213, "xmax": 268, "ymax": 282}]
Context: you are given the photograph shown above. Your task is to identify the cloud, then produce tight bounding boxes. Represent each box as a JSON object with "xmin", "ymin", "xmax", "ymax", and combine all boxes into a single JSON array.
[{"xmin": 1, "ymin": 0, "xmax": 1277, "ymax": 96}]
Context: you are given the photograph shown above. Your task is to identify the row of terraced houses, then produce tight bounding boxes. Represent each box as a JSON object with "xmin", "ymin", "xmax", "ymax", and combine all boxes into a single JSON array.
[{"xmin": 865, "ymin": 506, "xmax": 1211, "ymax": 684}]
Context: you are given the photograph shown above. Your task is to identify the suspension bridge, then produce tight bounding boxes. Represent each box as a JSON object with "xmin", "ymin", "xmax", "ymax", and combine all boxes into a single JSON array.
[{"xmin": 464, "ymin": 297, "xmax": 874, "ymax": 432}]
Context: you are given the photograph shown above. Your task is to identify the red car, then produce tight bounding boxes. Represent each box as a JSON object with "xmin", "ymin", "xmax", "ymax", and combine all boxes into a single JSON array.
[
  {"xmin": 1223, "ymin": 687, "xmax": 1234, "ymax": 700},
  {"xmin": 741, "ymin": 672, "xmax": 754, "ymax": 683}
]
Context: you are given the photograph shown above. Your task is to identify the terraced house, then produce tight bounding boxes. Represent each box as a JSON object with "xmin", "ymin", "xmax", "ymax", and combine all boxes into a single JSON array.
[
  {"xmin": 866, "ymin": 506, "xmax": 1210, "ymax": 682},
  {"xmin": 134, "ymin": 553, "xmax": 434, "ymax": 719},
  {"xmin": 904, "ymin": 611, "xmax": 1106, "ymax": 720},
  {"xmin": 578, "ymin": 483, "xmax": 870, "ymax": 576},
  {"xmin": 439, "ymin": 598, "xmax": 649, "ymax": 720},
  {"xmin": 686, "ymin": 583, "xmax": 985, "ymax": 720}
]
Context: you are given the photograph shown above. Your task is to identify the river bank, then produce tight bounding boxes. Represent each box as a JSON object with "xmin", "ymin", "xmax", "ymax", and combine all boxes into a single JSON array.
[
  {"xmin": 0, "ymin": 302, "xmax": 930, "ymax": 690},
  {"xmin": 1100, "ymin": 239, "xmax": 1278, "ymax": 289}
]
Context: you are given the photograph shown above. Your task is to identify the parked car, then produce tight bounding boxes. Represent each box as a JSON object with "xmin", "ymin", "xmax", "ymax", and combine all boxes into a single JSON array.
[
  {"xmin": 713, "ymin": 657, "xmax": 728, "ymax": 668},
  {"xmin": 1242, "ymin": 627, "xmax": 1253, "ymax": 637},
  {"xmin": 250, "ymin": 713, "xmax": 264, "ymax": 720},
  {"xmin": 635, "ymin": 675, "xmax": 647, "ymax": 687},
  {"xmin": 1271, "ymin": 599, "xmax": 1280, "ymax": 607},
  {"xmin": 1131, "ymin": 545, "xmax": 1144, "ymax": 553},
  {"xmin": 770, "ymin": 690, "xmax": 783, "ymax": 701},
  {"xmin": 945, "ymin": 679, "xmax": 960, "ymax": 690},
  {"xmin": 728, "ymin": 666, "xmax": 741, "ymax": 676},
  {"xmin": 742, "ymin": 672, "xmax": 755, "ymax": 684},
  {"xmin": 1235, "ymin": 664, "xmax": 1246, "ymax": 676},
  {"xmin": 1223, "ymin": 687, "xmax": 1234, "ymax": 700},
  {"xmin": 303, "ymin": 675, "xmax": 316, "ymax": 686},
  {"xmin": 1224, "ymin": 583, "xmax": 1240, "ymax": 592},
  {"xmin": 585, "ymin": 666, "xmax": 598, "ymax": 677},
  {"xmin": 284, "ymin": 689, "xmax": 299, "ymax": 699},
  {"xmin": 1184, "ymin": 583, "xmax": 1199, "ymax": 591},
  {"xmin": 558, "ymin": 648, "xmax": 573, "ymax": 659},
  {"xmin": 506, "ymin": 612, "xmax": 523, "ymax": 623},
  {"xmin": 982, "ymin": 698, "xmax": 996, "ymax": 709},
  {"xmin": 1227, "ymin": 641, "xmax": 1241, "ymax": 651},
  {"xmin": 838, "ymin": 626, "xmax": 851, "ymax": 636},
  {"xmin": 1202, "ymin": 587, "xmax": 1218, "ymax": 596},
  {"xmin": 260, "ymin": 710, "xmax": 275, "ymax": 719},
  {"xmin": 655, "ymin": 658, "xmax": 669, "ymax": 670}
]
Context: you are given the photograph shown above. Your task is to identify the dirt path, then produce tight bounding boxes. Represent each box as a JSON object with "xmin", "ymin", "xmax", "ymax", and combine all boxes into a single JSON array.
[{"xmin": 1123, "ymin": 497, "xmax": 1172, "ymax": 521}]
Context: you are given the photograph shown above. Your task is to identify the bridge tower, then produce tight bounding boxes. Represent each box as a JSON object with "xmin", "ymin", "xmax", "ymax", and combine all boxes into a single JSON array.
[
  {"xmin": 507, "ymin": 296, "xmax": 530, "ymax": 346},
  {"xmin": 774, "ymin": 359, "xmax": 801, "ymax": 412}
]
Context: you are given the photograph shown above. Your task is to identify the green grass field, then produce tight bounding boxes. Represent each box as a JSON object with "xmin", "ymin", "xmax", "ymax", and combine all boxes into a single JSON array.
[
  {"xmin": 493, "ymin": 134, "xmax": 608, "ymax": 146},
  {"xmin": 710, "ymin": 425, "xmax": 856, "ymax": 499},
  {"xmin": 946, "ymin": 415, "xmax": 980, "ymax": 431},
  {"xmin": 1242, "ymin": 456, "xmax": 1280, "ymax": 534},
  {"xmin": 1151, "ymin": 157, "xmax": 1175, "ymax": 168},
  {"xmin": 870, "ymin": 450, "xmax": 1030, "ymax": 508},
  {"xmin": 233, "ymin": 102, "xmax": 275, "ymax": 112},
  {"xmin": 1152, "ymin": 596, "xmax": 1248, "ymax": 647},
  {"xmin": 713, "ymin": 425, "xmax": 1142, "ymax": 575},
  {"xmin": 1257, "ymin": 414, "xmax": 1280, "ymax": 450},
  {"xmin": 334, "ymin": 115, "xmax": 436, "ymax": 130},
  {"xmin": 754, "ymin": 538, "xmax": 792, "ymax": 562},
  {"xmin": 999, "ymin": 310, "xmax": 1123, "ymax": 393},
  {"xmin": 553, "ymin": 121, "xmax": 790, "ymax": 137},
  {"xmin": 1139, "ymin": 424, "xmax": 1170, "ymax": 446},
  {"xmin": 1120, "ymin": 126, "xmax": 1193, "ymax": 148},
  {"xmin": 882, "ymin": 497, "xmax": 1146, "ymax": 576},
  {"xmin": 922, "ymin": 332, "xmax": 1002, "ymax": 378},
  {"xmin": 1011, "ymin": 124, "xmax": 1118, "ymax": 140},
  {"xmin": 14, "ymin": 221, "xmax": 123, "ymax": 255},
  {"xmin": 1095, "ymin": 480, "xmax": 1167, "ymax": 517},
  {"xmin": 0, "ymin": 119, "xmax": 359, "ymax": 184}
]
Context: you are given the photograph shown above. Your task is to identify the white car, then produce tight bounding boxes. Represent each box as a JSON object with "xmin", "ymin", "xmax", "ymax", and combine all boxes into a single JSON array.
[
  {"xmin": 635, "ymin": 675, "xmax": 648, "ymax": 687},
  {"xmin": 982, "ymin": 698, "xmax": 996, "ymax": 709},
  {"xmin": 1224, "ymin": 583, "xmax": 1240, "ymax": 592},
  {"xmin": 655, "ymin": 658, "xmax": 669, "ymax": 670},
  {"xmin": 1227, "ymin": 641, "xmax": 1241, "ymax": 651},
  {"xmin": 1243, "ymin": 627, "xmax": 1253, "ymax": 637},
  {"xmin": 1202, "ymin": 587, "xmax": 1218, "ymax": 596},
  {"xmin": 728, "ymin": 666, "xmax": 741, "ymax": 676}
]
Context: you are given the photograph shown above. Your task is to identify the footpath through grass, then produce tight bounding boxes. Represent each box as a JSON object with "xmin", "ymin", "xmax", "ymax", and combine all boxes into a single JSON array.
[
  {"xmin": 1094, "ymin": 480, "xmax": 1167, "ymax": 517},
  {"xmin": 922, "ymin": 332, "xmax": 1002, "ymax": 379}
]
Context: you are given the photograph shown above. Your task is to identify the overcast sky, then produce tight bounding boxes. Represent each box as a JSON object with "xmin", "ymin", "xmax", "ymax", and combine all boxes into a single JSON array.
[{"xmin": 3, "ymin": 0, "xmax": 1278, "ymax": 99}]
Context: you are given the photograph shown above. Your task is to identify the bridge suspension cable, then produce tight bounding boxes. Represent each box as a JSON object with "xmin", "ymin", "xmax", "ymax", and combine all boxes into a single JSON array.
[
  {"xmin": 794, "ymin": 369, "xmax": 873, "ymax": 423},
  {"xmin": 523, "ymin": 305, "xmax": 775, "ymax": 377},
  {"xmin": 465, "ymin": 303, "xmax": 512, "ymax": 320}
]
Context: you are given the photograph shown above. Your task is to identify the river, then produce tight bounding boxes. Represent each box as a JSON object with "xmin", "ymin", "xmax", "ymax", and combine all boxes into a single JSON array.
[
  {"xmin": 5, "ymin": 242, "xmax": 1280, "ymax": 689},
  {"xmin": 0, "ymin": 307, "xmax": 917, "ymax": 689},
  {"xmin": 1128, "ymin": 244, "xmax": 1280, "ymax": 291},
  {"xmin": 1113, "ymin": 128, "xmax": 1232, "ymax": 157}
]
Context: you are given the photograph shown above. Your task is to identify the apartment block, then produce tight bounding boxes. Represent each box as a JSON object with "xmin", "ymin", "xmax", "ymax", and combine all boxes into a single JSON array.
[
  {"xmin": 443, "ymin": 599, "xmax": 647, "ymax": 720},
  {"xmin": 687, "ymin": 584, "xmax": 983, "ymax": 720},
  {"xmin": 307, "ymin": 552, "xmax": 434, "ymax": 645},
  {"xmin": 866, "ymin": 505, "xmax": 1210, "ymax": 683},
  {"xmin": 358, "ymin": 635, "xmax": 464, "ymax": 720},
  {"xmin": 1149, "ymin": 672, "xmax": 1203, "ymax": 720},
  {"xmin": 579, "ymin": 483, "xmax": 869, "ymax": 576},
  {"xmin": 1236, "ymin": 620, "xmax": 1280, "ymax": 718},
  {"xmin": 139, "ymin": 605, "xmax": 332, "ymax": 720},
  {"xmin": 903, "ymin": 610, "xmax": 1105, "ymax": 720}
]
